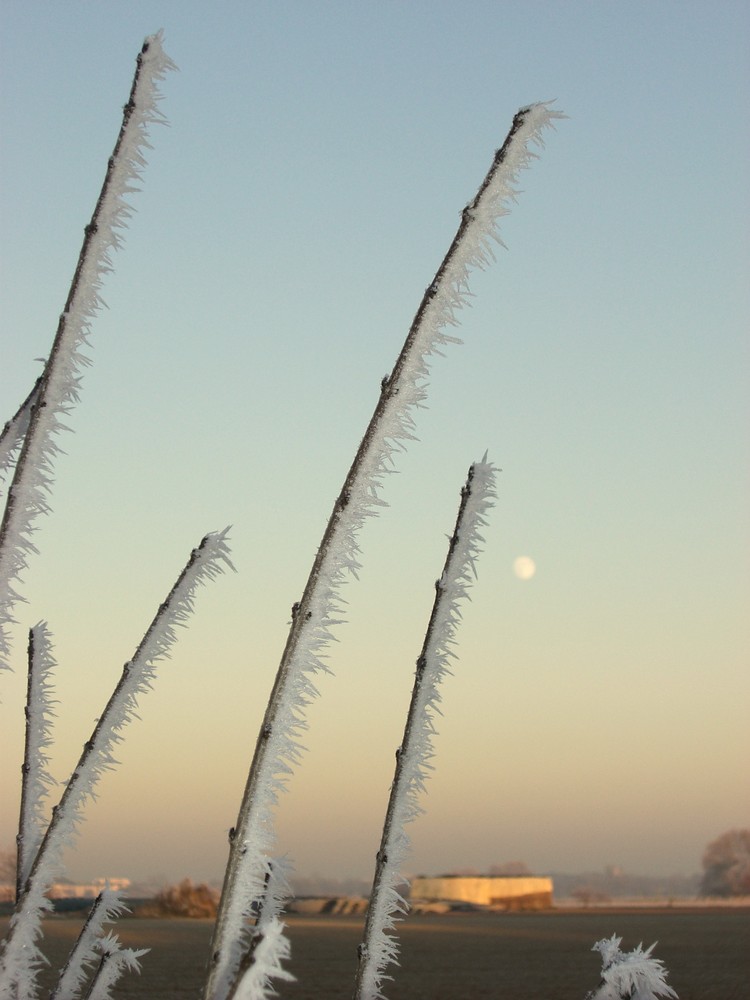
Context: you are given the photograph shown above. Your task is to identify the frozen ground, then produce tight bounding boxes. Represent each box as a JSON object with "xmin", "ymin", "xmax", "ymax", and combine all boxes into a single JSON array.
[{"xmin": 5, "ymin": 908, "xmax": 748, "ymax": 1000}]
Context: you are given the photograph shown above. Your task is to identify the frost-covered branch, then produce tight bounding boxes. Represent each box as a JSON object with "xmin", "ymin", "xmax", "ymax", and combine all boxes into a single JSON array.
[
  {"xmin": 0, "ymin": 377, "xmax": 42, "ymax": 492},
  {"xmin": 586, "ymin": 936, "xmax": 678, "ymax": 1000},
  {"xmin": 204, "ymin": 102, "xmax": 561, "ymax": 1000},
  {"xmin": 353, "ymin": 459, "xmax": 497, "ymax": 1000},
  {"xmin": 0, "ymin": 32, "xmax": 175, "ymax": 671},
  {"xmin": 49, "ymin": 889, "xmax": 128, "ymax": 1000},
  {"xmin": 0, "ymin": 530, "xmax": 233, "ymax": 1000},
  {"xmin": 16, "ymin": 624, "xmax": 57, "ymax": 900}
]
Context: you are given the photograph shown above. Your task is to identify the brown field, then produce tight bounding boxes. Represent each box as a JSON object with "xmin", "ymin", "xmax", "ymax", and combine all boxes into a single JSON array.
[{"xmin": 4, "ymin": 909, "xmax": 748, "ymax": 999}]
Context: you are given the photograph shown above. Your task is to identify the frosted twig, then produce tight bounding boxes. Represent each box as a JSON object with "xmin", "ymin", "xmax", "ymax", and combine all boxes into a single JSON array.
[
  {"xmin": 0, "ymin": 377, "xmax": 42, "ymax": 491},
  {"xmin": 49, "ymin": 889, "xmax": 128, "ymax": 1000},
  {"xmin": 228, "ymin": 919, "xmax": 295, "ymax": 1000},
  {"xmin": 204, "ymin": 103, "xmax": 562, "ymax": 1000},
  {"xmin": 353, "ymin": 459, "xmax": 497, "ymax": 1000},
  {"xmin": 0, "ymin": 32, "xmax": 175, "ymax": 671},
  {"xmin": 225, "ymin": 858, "xmax": 294, "ymax": 1000},
  {"xmin": 586, "ymin": 936, "xmax": 678, "ymax": 1000},
  {"xmin": 0, "ymin": 530, "xmax": 233, "ymax": 999},
  {"xmin": 80, "ymin": 933, "xmax": 148, "ymax": 1000},
  {"xmin": 16, "ymin": 624, "xmax": 57, "ymax": 900}
]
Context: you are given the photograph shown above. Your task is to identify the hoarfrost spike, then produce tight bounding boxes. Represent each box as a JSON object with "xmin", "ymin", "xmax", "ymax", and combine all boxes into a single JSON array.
[{"xmin": 204, "ymin": 102, "xmax": 561, "ymax": 1000}]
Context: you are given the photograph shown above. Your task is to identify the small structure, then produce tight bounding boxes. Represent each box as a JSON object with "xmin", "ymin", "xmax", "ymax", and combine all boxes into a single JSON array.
[
  {"xmin": 47, "ymin": 877, "xmax": 131, "ymax": 899},
  {"xmin": 410, "ymin": 874, "xmax": 553, "ymax": 910}
]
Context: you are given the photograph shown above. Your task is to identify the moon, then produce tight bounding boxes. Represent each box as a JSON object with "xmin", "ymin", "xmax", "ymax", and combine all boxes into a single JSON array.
[{"xmin": 513, "ymin": 555, "xmax": 536, "ymax": 581}]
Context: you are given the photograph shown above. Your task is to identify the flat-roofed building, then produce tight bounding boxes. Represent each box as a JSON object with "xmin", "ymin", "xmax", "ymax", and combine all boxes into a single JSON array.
[{"xmin": 410, "ymin": 874, "xmax": 553, "ymax": 910}]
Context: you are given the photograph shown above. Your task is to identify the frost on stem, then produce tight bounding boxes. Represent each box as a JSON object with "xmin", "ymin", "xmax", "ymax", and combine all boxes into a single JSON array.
[
  {"xmin": 204, "ymin": 103, "xmax": 562, "ymax": 1000},
  {"xmin": 0, "ymin": 32, "xmax": 176, "ymax": 670},
  {"xmin": 49, "ymin": 888, "xmax": 129, "ymax": 1000},
  {"xmin": 16, "ymin": 623, "xmax": 57, "ymax": 900},
  {"xmin": 586, "ymin": 936, "xmax": 678, "ymax": 1000},
  {"xmin": 0, "ymin": 530, "xmax": 233, "ymax": 1000},
  {"xmin": 353, "ymin": 459, "xmax": 498, "ymax": 1000},
  {"xmin": 0, "ymin": 378, "xmax": 41, "ymax": 491},
  {"xmin": 228, "ymin": 918, "xmax": 295, "ymax": 1000},
  {"xmin": 82, "ymin": 932, "xmax": 148, "ymax": 1000}
]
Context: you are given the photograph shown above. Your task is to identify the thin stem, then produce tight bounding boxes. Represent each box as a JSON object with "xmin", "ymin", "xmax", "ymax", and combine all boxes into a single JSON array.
[
  {"xmin": 49, "ymin": 892, "xmax": 105, "ymax": 1000},
  {"xmin": 353, "ymin": 461, "xmax": 495, "ymax": 1000},
  {"xmin": 80, "ymin": 950, "xmax": 111, "ymax": 1000},
  {"xmin": 0, "ymin": 37, "xmax": 149, "ymax": 583},
  {"xmin": 28, "ymin": 536, "xmax": 224, "ymax": 894},
  {"xmin": 0, "ymin": 376, "xmax": 42, "ymax": 486},
  {"xmin": 0, "ymin": 34, "xmax": 173, "ymax": 669},
  {"xmin": 16, "ymin": 628, "xmax": 37, "ymax": 902},
  {"xmin": 15, "ymin": 625, "xmax": 56, "ymax": 902}
]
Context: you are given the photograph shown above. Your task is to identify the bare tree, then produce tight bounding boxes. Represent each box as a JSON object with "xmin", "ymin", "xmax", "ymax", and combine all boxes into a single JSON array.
[
  {"xmin": 146, "ymin": 879, "xmax": 220, "ymax": 919},
  {"xmin": 700, "ymin": 829, "xmax": 750, "ymax": 897},
  {"xmin": 0, "ymin": 850, "xmax": 16, "ymax": 885},
  {"xmin": 0, "ymin": 849, "xmax": 17, "ymax": 902}
]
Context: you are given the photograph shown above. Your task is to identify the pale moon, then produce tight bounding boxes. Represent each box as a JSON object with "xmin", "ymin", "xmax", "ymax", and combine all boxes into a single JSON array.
[{"xmin": 513, "ymin": 555, "xmax": 536, "ymax": 580}]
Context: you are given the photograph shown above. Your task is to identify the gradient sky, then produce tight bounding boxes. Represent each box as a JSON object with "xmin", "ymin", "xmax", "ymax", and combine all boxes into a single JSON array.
[{"xmin": 1, "ymin": 1, "xmax": 748, "ymax": 888}]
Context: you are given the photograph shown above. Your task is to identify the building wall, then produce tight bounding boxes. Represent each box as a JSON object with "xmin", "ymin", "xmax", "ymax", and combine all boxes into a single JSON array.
[{"xmin": 411, "ymin": 876, "xmax": 553, "ymax": 908}]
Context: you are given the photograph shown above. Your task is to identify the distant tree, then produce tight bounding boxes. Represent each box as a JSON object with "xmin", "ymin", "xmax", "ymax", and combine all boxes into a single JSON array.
[
  {"xmin": 700, "ymin": 829, "xmax": 750, "ymax": 897},
  {"xmin": 0, "ymin": 848, "xmax": 16, "ymax": 885},
  {"xmin": 571, "ymin": 885, "xmax": 611, "ymax": 906},
  {"xmin": 0, "ymin": 849, "xmax": 16, "ymax": 903},
  {"xmin": 147, "ymin": 878, "xmax": 219, "ymax": 918}
]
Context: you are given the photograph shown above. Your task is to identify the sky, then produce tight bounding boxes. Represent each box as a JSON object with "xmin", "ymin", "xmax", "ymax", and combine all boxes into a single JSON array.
[{"xmin": 0, "ymin": 1, "xmax": 748, "ymax": 890}]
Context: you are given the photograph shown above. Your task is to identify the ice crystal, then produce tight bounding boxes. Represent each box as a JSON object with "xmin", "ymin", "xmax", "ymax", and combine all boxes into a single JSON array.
[{"xmin": 587, "ymin": 935, "xmax": 678, "ymax": 1000}]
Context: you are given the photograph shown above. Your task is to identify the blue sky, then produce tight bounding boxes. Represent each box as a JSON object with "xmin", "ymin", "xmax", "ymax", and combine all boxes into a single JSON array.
[{"xmin": 1, "ymin": 1, "xmax": 748, "ymax": 886}]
